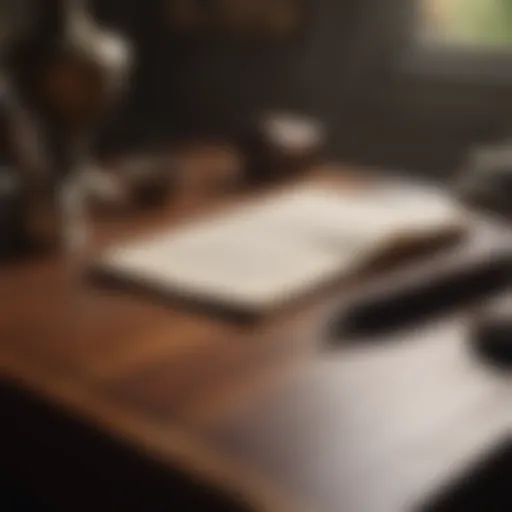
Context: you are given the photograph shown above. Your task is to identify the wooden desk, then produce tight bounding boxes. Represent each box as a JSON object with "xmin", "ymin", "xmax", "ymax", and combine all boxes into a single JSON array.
[
  {"xmin": 0, "ymin": 171, "xmax": 509, "ymax": 512},
  {"xmin": 0, "ymin": 170, "xmax": 351, "ymax": 511}
]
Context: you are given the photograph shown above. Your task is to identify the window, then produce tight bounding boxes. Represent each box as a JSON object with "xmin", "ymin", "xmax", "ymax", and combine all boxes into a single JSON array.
[
  {"xmin": 422, "ymin": 0, "xmax": 512, "ymax": 49},
  {"xmin": 407, "ymin": 0, "xmax": 512, "ymax": 80}
]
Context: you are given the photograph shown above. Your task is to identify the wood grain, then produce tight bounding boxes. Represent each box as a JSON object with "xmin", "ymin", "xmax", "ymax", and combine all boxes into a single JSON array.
[{"xmin": 0, "ymin": 167, "xmax": 484, "ymax": 512}]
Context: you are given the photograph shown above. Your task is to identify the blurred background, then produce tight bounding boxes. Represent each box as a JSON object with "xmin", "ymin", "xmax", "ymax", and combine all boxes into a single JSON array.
[
  {"xmin": 1, "ymin": 2, "xmax": 511, "ymax": 511},
  {"xmin": 81, "ymin": 0, "xmax": 512, "ymax": 177}
]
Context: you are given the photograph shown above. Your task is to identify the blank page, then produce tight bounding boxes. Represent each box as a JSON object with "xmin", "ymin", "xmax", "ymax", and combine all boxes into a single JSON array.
[{"xmin": 97, "ymin": 183, "xmax": 465, "ymax": 313}]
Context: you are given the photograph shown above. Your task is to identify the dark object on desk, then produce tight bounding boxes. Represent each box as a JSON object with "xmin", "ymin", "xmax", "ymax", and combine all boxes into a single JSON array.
[
  {"xmin": 119, "ymin": 154, "xmax": 174, "ymax": 209},
  {"xmin": 457, "ymin": 143, "xmax": 512, "ymax": 214},
  {"xmin": 241, "ymin": 112, "xmax": 325, "ymax": 185},
  {"xmin": 459, "ymin": 169, "xmax": 512, "ymax": 214},
  {"xmin": 471, "ymin": 295, "xmax": 512, "ymax": 370},
  {"xmin": 420, "ymin": 439, "xmax": 512, "ymax": 512},
  {"xmin": 331, "ymin": 254, "xmax": 512, "ymax": 339}
]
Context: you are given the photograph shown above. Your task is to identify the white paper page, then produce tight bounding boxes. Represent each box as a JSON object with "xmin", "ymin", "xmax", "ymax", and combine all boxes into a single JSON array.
[{"xmin": 99, "ymin": 183, "xmax": 463, "ymax": 311}]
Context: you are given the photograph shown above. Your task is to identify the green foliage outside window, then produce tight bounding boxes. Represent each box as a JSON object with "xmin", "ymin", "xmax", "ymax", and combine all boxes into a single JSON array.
[{"xmin": 428, "ymin": 0, "xmax": 512, "ymax": 48}]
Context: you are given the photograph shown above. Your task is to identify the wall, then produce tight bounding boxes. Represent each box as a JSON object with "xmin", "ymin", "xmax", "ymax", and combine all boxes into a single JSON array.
[
  {"xmin": 96, "ymin": 0, "xmax": 512, "ymax": 176},
  {"xmin": 97, "ymin": 0, "xmax": 364, "ymax": 144}
]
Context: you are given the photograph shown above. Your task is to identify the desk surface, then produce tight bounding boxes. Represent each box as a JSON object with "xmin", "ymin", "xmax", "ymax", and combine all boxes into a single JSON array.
[{"xmin": 0, "ymin": 169, "xmax": 510, "ymax": 512}]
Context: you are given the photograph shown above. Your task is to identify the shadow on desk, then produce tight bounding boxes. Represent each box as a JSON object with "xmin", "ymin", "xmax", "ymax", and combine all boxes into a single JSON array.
[
  {"xmin": 0, "ymin": 474, "xmax": 51, "ymax": 511},
  {"xmin": 421, "ymin": 439, "xmax": 512, "ymax": 512},
  {"xmin": 0, "ymin": 381, "xmax": 254, "ymax": 512}
]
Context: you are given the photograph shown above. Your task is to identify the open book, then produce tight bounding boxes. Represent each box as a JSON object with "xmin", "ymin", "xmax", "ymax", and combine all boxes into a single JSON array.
[{"xmin": 95, "ymin": 182, "xmax": 467, "ymax": 315}]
